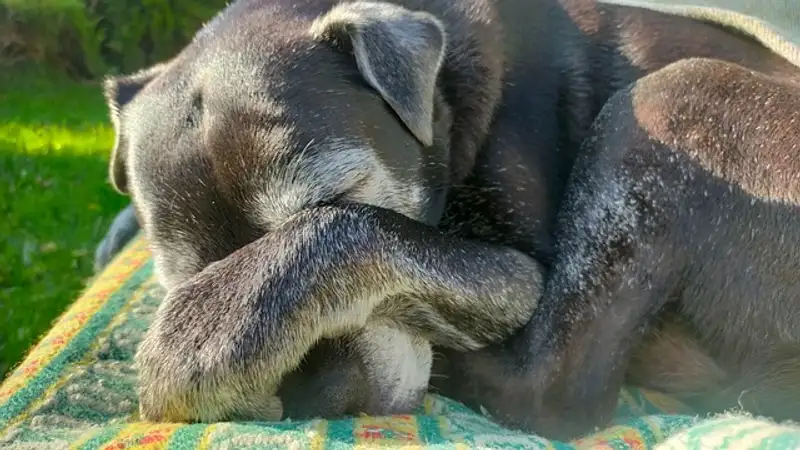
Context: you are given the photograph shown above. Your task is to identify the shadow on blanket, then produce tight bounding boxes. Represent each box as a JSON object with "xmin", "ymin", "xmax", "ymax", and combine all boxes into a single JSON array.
[{"xmin": 0, "ymin": 234, "xmax": 799, "ymax": 449}]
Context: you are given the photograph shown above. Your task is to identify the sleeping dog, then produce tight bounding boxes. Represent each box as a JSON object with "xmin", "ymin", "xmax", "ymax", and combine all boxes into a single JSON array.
[{"xmin": 96, "ymin": 0, "xmax": 800, "ymax": 440}]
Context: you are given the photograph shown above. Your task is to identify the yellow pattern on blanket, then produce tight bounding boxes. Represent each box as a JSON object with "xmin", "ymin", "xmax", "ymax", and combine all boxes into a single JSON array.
[{"xmin": 1, "ymin": 235, "xmax": 800, "ymax": 449}]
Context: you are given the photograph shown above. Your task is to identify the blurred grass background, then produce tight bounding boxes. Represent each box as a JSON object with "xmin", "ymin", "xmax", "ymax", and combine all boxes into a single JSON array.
[
  {"xmin": 0, "ymin": 66, "xmax": 123, "ymax": 376},
  {"xmin": 0, "ymin": 0, "xmax": 227, "ymax": 377}
]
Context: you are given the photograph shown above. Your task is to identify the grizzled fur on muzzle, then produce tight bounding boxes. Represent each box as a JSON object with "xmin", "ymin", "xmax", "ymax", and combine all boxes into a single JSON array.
[
  {"xmin": 100, "ymin": 0, "xmax": 800, "ymax": 438},
  {"xmin": 102, "ymin": 0, "xmax": 538, "ymax": 423}
]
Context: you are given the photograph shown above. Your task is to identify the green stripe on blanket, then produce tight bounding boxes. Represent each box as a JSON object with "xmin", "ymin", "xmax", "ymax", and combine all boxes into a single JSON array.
[{"xmin": 1, "ymin": 234, "xmax": 799, "ymax": 449}]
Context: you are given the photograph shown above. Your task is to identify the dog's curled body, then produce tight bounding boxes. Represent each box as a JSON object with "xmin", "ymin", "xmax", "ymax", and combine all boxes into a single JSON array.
[
  {"xmin": 99, "ymin": 0, "xmax": 800, "ymax": 439},
  {"xmin": 105, "ymin": 0, "xmax": 544, "ymax": 422}
]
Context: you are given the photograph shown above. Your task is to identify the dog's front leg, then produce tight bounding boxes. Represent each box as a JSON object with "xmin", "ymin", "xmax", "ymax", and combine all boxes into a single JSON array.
[{"xmin": 135, "ymin": 203, "xmax": 544, "ymax": 423}]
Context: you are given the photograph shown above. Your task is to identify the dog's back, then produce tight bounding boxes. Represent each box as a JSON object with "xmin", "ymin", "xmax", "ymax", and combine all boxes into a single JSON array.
[{"xmin": 433, "ymin": 0, "xmax": 800, "ymax": 430}]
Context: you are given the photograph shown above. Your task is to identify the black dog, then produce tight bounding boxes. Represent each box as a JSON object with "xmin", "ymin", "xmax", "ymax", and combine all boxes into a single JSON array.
[{"xmin": 96, "ymin": 0, "xmax": 800, "ymax": 440}]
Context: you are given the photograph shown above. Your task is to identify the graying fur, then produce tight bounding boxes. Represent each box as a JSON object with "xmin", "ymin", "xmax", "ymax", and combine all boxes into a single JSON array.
[
  {"xmin": 101, "ymin": 0, "xmax": 540, "ymax": 423},
  {"xmin": 134, "ymin": 204, "xmax": 541, "ymax": 422},
  {"xmin": 95, "ymin": 0, "xmax": 800, "ymax": 438}
]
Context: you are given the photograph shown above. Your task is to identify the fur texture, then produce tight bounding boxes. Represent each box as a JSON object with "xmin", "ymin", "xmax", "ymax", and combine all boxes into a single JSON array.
[
  {"xmin": 598, "ymin": 0, "xmax": 800, "ymax": 67},
  {"xmin": 97, "ymin": 0, "xmax": 800, "ymax": 440}
]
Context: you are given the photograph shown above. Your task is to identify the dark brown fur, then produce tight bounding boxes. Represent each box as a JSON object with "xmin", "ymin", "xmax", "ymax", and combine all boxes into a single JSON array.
[
  {"xmin": 96, "ymin": 0, "xmax": 800, "ymax": 440},
  {"xmin": 434, "ymin": 54, "xmax": 800, "ymax": 439}
]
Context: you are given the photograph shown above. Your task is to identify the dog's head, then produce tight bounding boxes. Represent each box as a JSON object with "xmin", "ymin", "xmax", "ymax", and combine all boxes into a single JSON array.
[{"xmin": 104, "ymin": 0, "xmax": 454, "ymax": 288}]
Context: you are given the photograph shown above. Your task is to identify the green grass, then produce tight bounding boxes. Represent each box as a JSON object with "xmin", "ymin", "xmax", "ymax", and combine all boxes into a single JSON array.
[{"xmin": 0, "ymin": 65, "xmax": 128, "ymax": 377}]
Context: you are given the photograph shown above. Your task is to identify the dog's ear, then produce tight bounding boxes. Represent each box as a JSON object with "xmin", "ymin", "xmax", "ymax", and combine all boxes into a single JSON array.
[
  {"xmin": 311, "ymin": 2, "xmax": 447, "ymax": 147},
  {"xmin": 102, "ymin": 63, "xmax": 168, "ymax": 194}
]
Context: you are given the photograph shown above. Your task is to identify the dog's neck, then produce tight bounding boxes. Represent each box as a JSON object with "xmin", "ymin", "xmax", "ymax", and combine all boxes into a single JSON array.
[{"xmin": 405, "ymin": 0, "xmax": 506, "ymax": 183}]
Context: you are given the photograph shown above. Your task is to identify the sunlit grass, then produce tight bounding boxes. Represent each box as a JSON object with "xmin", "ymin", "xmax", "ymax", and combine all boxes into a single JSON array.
[
  {"xmin": 0, "ymin": 123, "xmax": 114, "ymax": 155},
  {"xmin": 0, "ymin": 65, "xmax": 128, "ymax": 376}
]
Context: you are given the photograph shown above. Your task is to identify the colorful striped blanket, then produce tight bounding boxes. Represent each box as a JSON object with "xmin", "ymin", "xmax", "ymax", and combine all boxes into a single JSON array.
[
  {"xmin": 1, "ymin": 234, "xmax": 800, "ymax": 449},
  {"xmin": 4, "ymin": 3, "xmax": 800, "ymax": 447}
]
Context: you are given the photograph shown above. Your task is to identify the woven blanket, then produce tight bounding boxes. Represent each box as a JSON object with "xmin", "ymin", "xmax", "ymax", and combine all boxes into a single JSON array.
[{"xmin": 2, "ymin": 234, "xmax": 800, "ymax": 449}]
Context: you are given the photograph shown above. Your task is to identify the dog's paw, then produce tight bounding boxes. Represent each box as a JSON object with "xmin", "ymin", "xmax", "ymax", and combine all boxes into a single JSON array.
[
  {"xmin": 135, "ymin": 281, "xmax": 287, "ymax": 423},
  {"xmin": 94, "ymin": 204, "xmax": 140, "ymax": 272},
  {"xmin": 135, "ymin": 327, "xmax": 285, "ymax": 423},
  {"xmin": 433, "ymin": 344, "xmax": 615, "ymax": 440}
]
